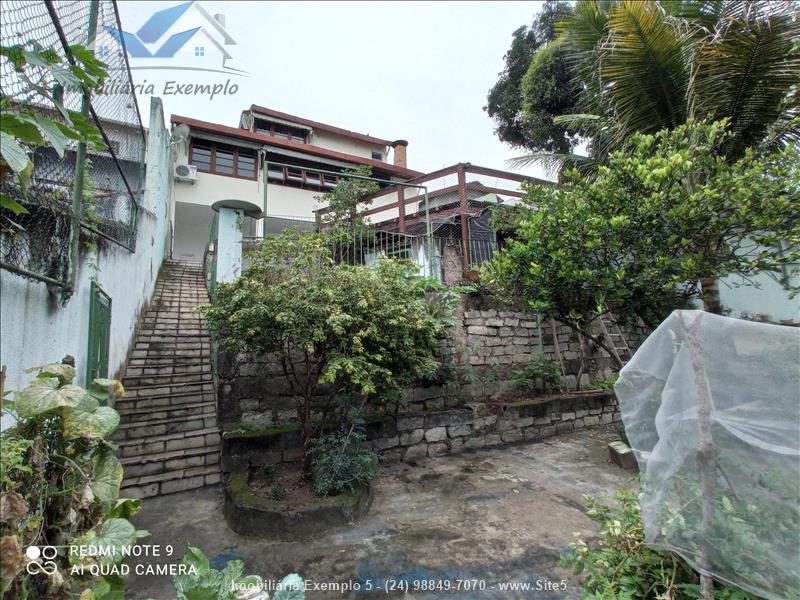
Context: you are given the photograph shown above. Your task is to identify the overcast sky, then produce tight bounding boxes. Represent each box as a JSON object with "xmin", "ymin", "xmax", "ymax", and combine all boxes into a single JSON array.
[{"xmin": 117, "ymin": 1, "xmax": 549, "ymax": 180}]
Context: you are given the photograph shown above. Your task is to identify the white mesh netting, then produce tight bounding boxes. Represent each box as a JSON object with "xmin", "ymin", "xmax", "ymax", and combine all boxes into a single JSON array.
[{"xmin": 615, "ymin": 310, "xmax": 800, "ymax": 600}]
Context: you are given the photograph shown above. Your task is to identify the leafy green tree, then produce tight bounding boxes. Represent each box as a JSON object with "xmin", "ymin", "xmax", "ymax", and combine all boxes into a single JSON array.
[
  {"xmin": 485, "ymin": 1, "xmax": 580, "ymax": 154},
  {"xmin": 202, "ymin": 231, "xmax": 450, "ymax": 469},
  {"xmin": 482, "ymin": 121, "xmax": 800, "ymax": 374},
  {"xmin": 509, "ymin": 0, "xmax": 800, "ymax": 172},
  {"xmin": 318, "ymin": 165, "xmax": 379, "ymax": 234},
  {"xmin": 1, "ymin": 364, "xmax": 146, "ymax": 599}
]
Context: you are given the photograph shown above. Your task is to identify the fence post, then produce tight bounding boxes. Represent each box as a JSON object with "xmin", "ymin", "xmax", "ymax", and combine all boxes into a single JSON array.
[
  {"xmin": 398, "ymin": 188, "xmax": 405, "ymax": 233},
  {"xmin": 67, "ymin": 0, "xmax": 99, "ymax": 294},
  {"xmin": 457, "ymin": 164, "xmax": 470, "ymax": 271},
  {"xmin": 262, "ymin": 158, "xmax": 269, "ymax": 237}
]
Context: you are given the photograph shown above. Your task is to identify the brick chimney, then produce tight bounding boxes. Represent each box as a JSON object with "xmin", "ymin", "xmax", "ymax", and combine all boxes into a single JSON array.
[{"xmin": 392, "ymin": 140, "xmax": 408, "ymax": 168}]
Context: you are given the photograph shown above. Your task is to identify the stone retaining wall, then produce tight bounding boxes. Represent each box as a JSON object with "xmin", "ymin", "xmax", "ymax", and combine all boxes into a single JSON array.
[
  {"xmin": 215, "ymin": 293, "xmax": 647, "ymax": 431},
  {"xmin": 221, "ymin": 391, "xmax": 620, "ymax": 472}
]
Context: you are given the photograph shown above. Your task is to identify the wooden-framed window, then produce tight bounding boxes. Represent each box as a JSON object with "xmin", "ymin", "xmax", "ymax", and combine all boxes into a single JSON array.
[
  {"xmin": 189, "ymin": 140, "xmax": 257, "ymax": 180},
  {"xmin": 371, "ymin": 151, "xmax": 383, "ymax": 161},
  {"xmin": 254, "ymin": 119, "xmax": 308, "ymax": 143},
  {"xmin": 266, "ymin": 165, "xmax": 340, "ymax": 191}
]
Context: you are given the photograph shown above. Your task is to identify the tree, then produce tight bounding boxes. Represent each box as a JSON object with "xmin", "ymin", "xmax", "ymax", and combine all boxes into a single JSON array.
[
  {"xmin": 510, "ymin": 0, "xmax": 800, "ymax": 172},
  {"xmin": 201, "ymin": 230, "xmax": 450, "ymax": 469},
  {"xmin": 485, "ymin": 1, "xmax": 580, "ymax": 154},
  {"xmin": 318, "ymin": 165, "xmax": 379, "ymax": 233},
  {"xmin": 482, "ymin": 120, "xmax": 800, "ymax": 377}
]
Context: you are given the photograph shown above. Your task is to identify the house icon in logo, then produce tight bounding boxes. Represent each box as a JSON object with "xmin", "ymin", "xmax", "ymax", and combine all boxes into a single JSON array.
[{"xmin": 105, "ymin": 1, "xmax": 245, "ymax": 74}]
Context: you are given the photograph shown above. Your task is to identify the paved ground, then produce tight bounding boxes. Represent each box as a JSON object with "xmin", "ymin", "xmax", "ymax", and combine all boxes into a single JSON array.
[{"xmin": 125, "ymin": 426, "xmax": 636, "ymax": 599}]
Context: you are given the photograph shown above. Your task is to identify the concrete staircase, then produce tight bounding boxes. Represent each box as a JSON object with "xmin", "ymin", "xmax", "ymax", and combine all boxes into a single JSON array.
[{"xmin": 115, "ymin": 261, "xmax": 220, "ymax": 498}]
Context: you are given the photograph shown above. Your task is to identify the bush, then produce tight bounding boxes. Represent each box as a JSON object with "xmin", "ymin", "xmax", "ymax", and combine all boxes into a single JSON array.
[
  {"xmin": 174, "ymin": 546, "xmax": 303, "ymax": 599},
  {"xmin": 308, "ymin": 427, "xmax": 378, "ymax": 496},
  {"xmin": 510, "ymin": 352, "xmax": 561, "ymax": 393},
  {"xmin": 0, "ymin": 363, "xmax": 146, "ymax": 599},
  {"xmin": 561, "ymin": 488, "xmax": 759, "ymax": 600},
  {"xmin": 202, "ymin": 230, "xmax": 453, "ymax": 469}
]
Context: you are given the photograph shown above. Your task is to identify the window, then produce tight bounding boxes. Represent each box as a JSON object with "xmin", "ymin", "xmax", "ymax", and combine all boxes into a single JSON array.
[
  {"xmin": 254, "ymin": 119, "xmax": 308, "ymax": 143},
  {"xmin": 189, "ymin": 140, "xmax": 257, "ymax": 179},
  {"xmin": 267, "ymin": 165, "xmax": 339, "ymax": 191},
  {"xmin": 195, "ymin": 46, "xmax": 204, "ymax": 56},
  {"xmin": 237, "ymin": 153, "xmax": 255, "ymax": 178},
  {"xmin": 371, "ymin": 151, "xmax": 383, "ymax": 161}
]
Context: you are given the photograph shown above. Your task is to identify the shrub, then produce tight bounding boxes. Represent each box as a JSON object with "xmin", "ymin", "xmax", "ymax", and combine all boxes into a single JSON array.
[
  {"xmin": 269, "ymin": 483, "xmax": 287, "ymax": 501},
  {"xmin": 202, "ymin": 230, "xmax": 453, "ymax": 469},
  {"xmin": 308, "ymin": 427, "xmax": 378, "ymax": 496},
  {"xmin": 0, "ymin": 363, "xmax": 146, "ymax": 598},
  {"xmin": 510, "ymin": 352, "xmax": 561, "ymax": 393},
  {"xmin": 173, "ymin": 546, "xmax": 303, "ymax": 599},
  {"xmin": 561, "ymin": 488, "xmax": 758, "ymax": 600}
]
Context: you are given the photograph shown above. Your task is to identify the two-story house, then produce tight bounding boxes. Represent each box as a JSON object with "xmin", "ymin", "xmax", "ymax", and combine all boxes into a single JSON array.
[{"xmin": 169, "ymin": 105, "xmax": 421, "ymax": 261}]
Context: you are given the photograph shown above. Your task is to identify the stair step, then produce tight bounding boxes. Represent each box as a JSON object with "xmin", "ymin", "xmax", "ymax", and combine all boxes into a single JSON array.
[
  {"xmin": 120, "ymin": 447, "xmax": 219, "ymax": 479},
  {"xmin": 120, "ymin": 444, "xmax": 220, "ymax": 466},
  {"xmin": 123, "ymin": 381, "xmax": 213, "ymax": 396},
  {"xmin": 127, "ymin": 356, "xmax": 211, "ymax": 367},
  {"xmin": 114, "ymin": 391, "xmax": 216, "ymax": 412},
  {"xmin": 116, "ymin": 428, "xmax": 220, "ymax": 458},
  {"xmin": 124, "ymin": 364, "xmax": 211, "ymax": 377},
  {"xmin": 120, "ymin": 465, "xmax": 220, "ymax": 498},
  {"xmin": 122, "ymin": 371, "xmax": 212, "ymax": 388},
  {"xmin": 113, "ymin": 414, "xmax": 217, "ymax": 440},
  {"xmin": 116, "ymin": 400, "xmax": 216, "ymax": 420}
]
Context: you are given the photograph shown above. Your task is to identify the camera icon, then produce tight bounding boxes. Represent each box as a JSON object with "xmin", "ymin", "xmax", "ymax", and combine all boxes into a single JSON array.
[{"xmin": 25, "ymin": 545, "xmax": 59, "ymax": 576}]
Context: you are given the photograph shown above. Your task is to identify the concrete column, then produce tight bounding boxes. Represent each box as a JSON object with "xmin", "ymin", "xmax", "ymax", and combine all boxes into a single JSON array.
[{"xmin": 216, "ymin": 207, "xmax": 243, "ymax": 283}]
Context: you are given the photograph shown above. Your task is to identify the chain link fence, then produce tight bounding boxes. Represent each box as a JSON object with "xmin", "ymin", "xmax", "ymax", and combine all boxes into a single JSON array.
[{"xmin": 0, "ymin": 0, "xmax": 145, "ymax": 288}]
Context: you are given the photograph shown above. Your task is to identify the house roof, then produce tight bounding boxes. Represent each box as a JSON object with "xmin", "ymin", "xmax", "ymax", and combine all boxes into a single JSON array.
[
  {"xmin": 170, "ymin": 114, "xmax": 423, "ymax": 179},
  {"xmin": 248, "ymin": 104, "xmax": 396, "ymax": 148}
]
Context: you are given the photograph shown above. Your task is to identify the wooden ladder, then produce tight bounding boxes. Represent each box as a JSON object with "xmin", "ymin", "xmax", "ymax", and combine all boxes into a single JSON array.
[{"xmin": 598, "ymin": 313, "xmax": 633, "ymax": 366}]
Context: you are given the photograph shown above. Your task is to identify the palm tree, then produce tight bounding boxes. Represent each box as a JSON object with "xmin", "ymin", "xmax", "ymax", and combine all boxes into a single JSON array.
[
  {"xmin": 510, "ymin": 0, "xmax": 800, "ymax": 315},
  {"xmin": 511, "ymin": 0, "xmax": 800, "ymax": 170}
]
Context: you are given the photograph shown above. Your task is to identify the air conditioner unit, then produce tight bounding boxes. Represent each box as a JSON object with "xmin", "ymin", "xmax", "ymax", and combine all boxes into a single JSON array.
[{"xmin": 174, "ymin": 163, "xmax": 197, "ymax": 182}]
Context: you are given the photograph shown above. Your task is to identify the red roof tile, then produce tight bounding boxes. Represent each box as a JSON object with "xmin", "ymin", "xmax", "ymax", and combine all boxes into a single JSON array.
[{"xmin": 170, "ymin": 114, "xmax": 422, "ymax": 179}]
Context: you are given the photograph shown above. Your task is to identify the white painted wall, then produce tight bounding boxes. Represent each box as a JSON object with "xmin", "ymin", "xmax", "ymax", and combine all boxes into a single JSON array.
[
  {"xmin": 172, "ymin": 171, "xmax": 261, "ymax": 210},
  {"xmin": 171, "ymin": 159, "xmax": 324, "ymax": 219},
  {"xmin": 310, "ymin": 130, "xmax": 387, "ymax": 161},
  {"xmin": 1, "ymin": 97, "xmax": 170, "ymax": 393},
  {"xmin": 719, "ymin": 269, "xmax": 800, "ymax": 323},
  {"xmin": 216, "ymin": 208, "xmax": 244, "ymax": 283},
  {"xmin": 265, "ymin": 183, "xmax": 319, "ymax": 218}
]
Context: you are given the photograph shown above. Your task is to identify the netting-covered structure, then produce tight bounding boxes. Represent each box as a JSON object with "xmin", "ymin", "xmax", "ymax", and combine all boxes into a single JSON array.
[
  {"xmin": 615, "ymin": 310, "xmax": 800, "ymax": 600},
  {"xmin": 0, "ymin": 0, "xmax": 145, "ymax": 288}
]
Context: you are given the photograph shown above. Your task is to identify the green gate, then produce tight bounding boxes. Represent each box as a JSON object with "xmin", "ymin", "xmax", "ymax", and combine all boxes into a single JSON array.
[{"xmin": 86, "ymin": 281, "xmax": 112, "ymax": 388}]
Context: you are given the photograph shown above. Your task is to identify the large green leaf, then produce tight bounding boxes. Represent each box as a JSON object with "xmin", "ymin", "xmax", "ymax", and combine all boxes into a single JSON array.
[
  {"xmin": 174, "ymin": 547, "xmax": 212, "ymax": 598},
  {"xmin": 39, "ymin": 363, "xmax": 76, "ymax": 384},
  {"xmin": 63, "ymin": 395, "xmax": 120, "ymax": 440},
  {"xmin": 91, "ymin": 574, "xmax": 125, "ymax": 600},
  {"xmin": 71, "ymin": 518, "xmax": 137, "ymax": 567},
  {"xmin": 0, "ymin": 131, "xmax": 31, "ymax": 174},
  {"xmin": 0, "ymin": 194, "xmax": 28, "ymax": 216},
  {"xmin": 181, "ymin": 546, "xmax": 210, "ymax": 576},
  {"xmin": 108, "ymin": 498, "xmax": 141, "ymax": 520},
  {"xmin": 0, "ymin": 113, "xmax": 45, "ymax": 146},
  {"xmin": 274, "ymin": 574, "xmax": 305, "ymax": 600},
  {"xmin": 91, "ymin": 452, "xmax": 123, "ymax": 512},
  {"xmin": 179, "ymin": 588, "xmax": 218, "ymax": 600},
  {"xmin": 14, "ymin": 380, "xmax": 85, "ymax": 418},
  {"xmin": 31, "ymin": 113, "xmax": 71, "ymax": 158}
]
